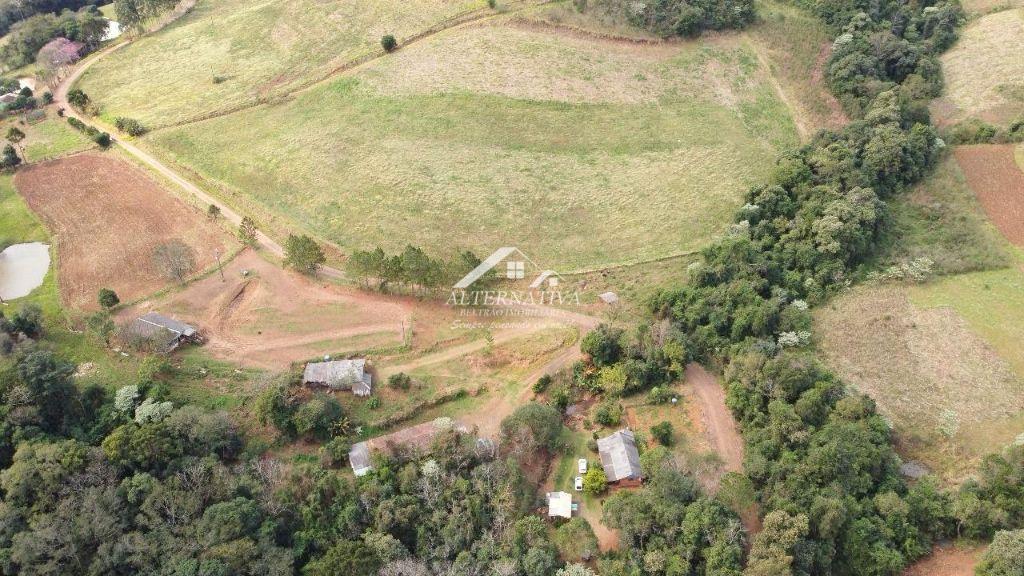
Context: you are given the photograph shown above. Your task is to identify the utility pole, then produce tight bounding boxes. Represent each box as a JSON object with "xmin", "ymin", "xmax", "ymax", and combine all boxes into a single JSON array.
[{"xmin": 214, "ymin": 248, "xmax": 225, "ymax": 282}]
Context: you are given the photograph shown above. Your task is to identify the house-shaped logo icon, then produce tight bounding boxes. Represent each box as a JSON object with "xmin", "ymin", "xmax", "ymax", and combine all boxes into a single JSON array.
[{"xmin": 454, "ymin": 247, "xmax": 562, "ymax": 289}]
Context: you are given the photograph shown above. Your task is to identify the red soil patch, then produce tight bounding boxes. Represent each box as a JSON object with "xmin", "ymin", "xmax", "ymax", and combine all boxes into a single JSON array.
[
  {"xmin": 686, "ymin": 363, "xmax": 744, "ymax": 478},
  {"xmin": 810, "ymin": 42, "xmax": 851, "ymax": 130},
  {"xmin": 121, "ymin": 249, "xmax": 416, "ymax": 369},
  {"xmin": 14, "ymin": 153, "xmax": 230, "ymax": 310},
  {"xmin": 903, "ymin": 542, "xmax": 983, "ymax": 576},
  {"xmin": 954, "ymin": 144, "xmax": 1024, "ymax": 246}
]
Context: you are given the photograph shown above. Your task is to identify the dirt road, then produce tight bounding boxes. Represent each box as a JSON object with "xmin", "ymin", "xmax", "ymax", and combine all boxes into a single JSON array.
[
  {"xmin": 685, "ymin": 363, "xmax": 744, "ymax": 476},
  {"xmin": 54, "ymin": 48, "xmax": 293, "ymax": 263}
]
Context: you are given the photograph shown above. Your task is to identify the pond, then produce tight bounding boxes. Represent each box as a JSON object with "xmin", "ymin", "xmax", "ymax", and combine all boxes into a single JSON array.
[{"xmin": 0, "ymin": 242, "xmax": 50, "ymax": 301}]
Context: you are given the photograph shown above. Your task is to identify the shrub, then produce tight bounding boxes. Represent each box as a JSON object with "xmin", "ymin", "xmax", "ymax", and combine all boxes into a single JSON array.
[
  {"xmin": 533, "ymin": 374, "xmax": 552, "ymax": 394},
  {"xmin": 97, "ymin": 288, "xmax": 120, "ymax": 309},
  {"xmin": 114, "ymin": 117, "xmax": 146, "ymax": 137},
  {"xmin": 582, "ymin": 466, "xmax": 607, "ymax": 495},
  {"xmin": 650, "ymin": 421, "xmax": 673, "ymax": 446},
  {"xmin": 66, "ymin": 88, "xmax": 89, "ymax": 109},
  {"xmin": 42, "ymin": 91, "xmax": 53, "ymax": 104},
  {"xmin": 647, "ymin": 386, "xmax": 673, "ymax": 405},
  {"xmin": 94, "ymin": 132, "xmax": 111, "ymax": 147},
  {"xmin": 367, "ymin": 396, "xmax": 381, "ymax": 410},
  {"xmin": 593, "ymin": 400, "xmax": 622, "ymax": 427},
  {"xmin": 977, "ymin": 530, "xmax": 1024, "ymax": 576},
  {"xmin": 0, "ymin": 144, "xmax": 19, "ymax": 169},
  {"xmin": 381, "ymin": 34, "xmax": 397, "ymax": 52},
  {"xmin": 387, "ymin": 372, "xmax": 412, "ymax": 390}
]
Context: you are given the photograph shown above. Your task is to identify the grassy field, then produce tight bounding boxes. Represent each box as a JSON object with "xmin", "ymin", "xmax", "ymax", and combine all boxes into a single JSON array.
[
  {"xmin": 76, "ymin": 0, "xmax": 492, "ymax": 126},
  {"xmin": 14, "ymin": 116, "xmax": 96, "ymax": 163},
  {"xmin": 962, "ymin": 0, "xmax": 1024, "ymax": 16},
  {"xmin": 880, "ymin": 153, "xmax": 1010, "ymax": 275},
  {"xmin": 141, "ymin": 19, "xmax": 797, "ymax": 271},
  {"xmin": 818, "ymin": 149, "xmax": 1024, "ymax": 481},
  {"xmin": 817, "ymin": 278, "xmax": 1024, "ymax": 482},
  {"xmin": 932, "ymin": 8, "xmax": 1024, "ymax": 126},
  {"xmin": 745, "ymin": 0, "xmax": 848, "ymax": 136}
]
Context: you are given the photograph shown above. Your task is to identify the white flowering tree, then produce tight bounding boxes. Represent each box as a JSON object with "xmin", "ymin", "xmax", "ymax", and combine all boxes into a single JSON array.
[
  {"xmin": 134, "ymin": 397, "xmax": 173, "ymax": 424},
  {"xmin": 114, "ymin": 385, "xmax": 140, "ymax": 413}
]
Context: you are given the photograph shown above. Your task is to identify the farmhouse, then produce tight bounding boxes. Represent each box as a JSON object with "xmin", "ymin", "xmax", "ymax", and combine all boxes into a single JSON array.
[
  {"xmin": 597, "ymin": 429, "xmax": 643, "ymax": 485},
  {"xmin": 125, "ymin": 312, "xmax": 199, "ymax": 352},
  {"xmin": 302, "ymin": 359, "xmax": 372, "ymax": 396},
  {"xmin": 349, "ymin": 417, "xmax": 469, "ymax": 476},
  {"xmin": 547, "ymin": 491, "xmax": 573, "ymax": 519}
]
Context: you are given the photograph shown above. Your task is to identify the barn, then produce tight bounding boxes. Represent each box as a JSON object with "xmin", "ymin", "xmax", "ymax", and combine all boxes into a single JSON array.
[
  {"xmin": 302, "ymin": 359, "xmax": 372, "ymax": 396},
  {"xmin": 125, "ymin": 312, "xmax": 199, "ymax": 352}
]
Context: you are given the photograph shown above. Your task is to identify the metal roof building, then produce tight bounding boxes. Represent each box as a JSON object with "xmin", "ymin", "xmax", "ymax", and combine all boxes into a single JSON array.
[
  {"xmin": 125, "ymin": 312, "xmax": 198, "ymax": 352},
  {"xmin": 348, "ymin": 417, "xmax": 468, "ymax": 476},
  {"xmin": 597, "ymin": 428, "xmax": 642, "ymax": 483},
  {"xmin": 547, "ymin": 491, "xmax": 573, "ymax": 519},
  {"xmin": 303, "ymin": 359, "xmax": 372, "ymax": 396}
]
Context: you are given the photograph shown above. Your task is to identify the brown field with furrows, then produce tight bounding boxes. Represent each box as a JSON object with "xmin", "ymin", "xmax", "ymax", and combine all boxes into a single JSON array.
[
  {"xmin": 954, "ymin": 144, "xmax": 1024, "ymax": 246},
  {"xmin": 14, "ymin": 153, "xmax": 231, "ymax": 310}
]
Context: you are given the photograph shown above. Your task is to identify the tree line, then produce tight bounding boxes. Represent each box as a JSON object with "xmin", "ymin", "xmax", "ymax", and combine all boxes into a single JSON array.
[
  {"xmin": 575, "ymin": 0, "xmax": 756, "ymax": 37},
  {"xmin": 616, "ymin": 0, "xmax": 1024, "ymax": 573},
  {"xmin": 346, "ymin": 245, "xmax": 485, "ymax": 294}
]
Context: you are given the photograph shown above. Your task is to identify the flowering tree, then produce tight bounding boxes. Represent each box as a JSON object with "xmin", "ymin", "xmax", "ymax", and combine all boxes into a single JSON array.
[{"xmin": 36, "ymin": 38, "xmax": 83, "ymax": 88}]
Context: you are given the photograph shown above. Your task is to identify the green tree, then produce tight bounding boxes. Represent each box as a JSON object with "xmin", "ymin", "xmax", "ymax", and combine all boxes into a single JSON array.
[
  {"xmin": 580, "ymin": 324, "xmax": 623, "ymax": 366},
  {"xmin": 97, "ymin": 288, "xmax": 120, "ymax": 308},
  {"xmin": 381, "ymin": 34, "xmax": 397, "ymax": 52},
  {"xmin": 6, "ymin": 126, "xmax": 24, "ymax": 156},
  {"xmin": 650, "ymin": 421, "xmax": 673, "ymax": 446},
  {"xmin": 291, "ymin": 394, "xmax": 342, "ymax": 440},
  {"xmin": 1, "ymin": 143, "xmax": 20, "ymax": 169},
  {"xmin": 978, "ymin": 530, "xmax": 1024, "ymax": 576},
  {"xmin": 284, "ymin": 234, "xmax": 326, "ymax": 275},
  {"xmin": 66, "ymin": 88, "xmax": 89, "ymax": 109},
  {"xmin": 238, "ymin": 216, "xmax": 258, "ymax": 245},
  {"xmin": 582, "ymin": 466, "xmax": 607, "ymax": 496},
  {"xmin": 304, "ymin": 540, "xmax": 380, "ymax": 576}
]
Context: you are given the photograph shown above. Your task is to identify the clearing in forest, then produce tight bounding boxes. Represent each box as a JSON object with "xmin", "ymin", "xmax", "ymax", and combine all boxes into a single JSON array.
[
  {"xmin": 816, "ymin": 275, "xmax": 1024, "ymax": 482},
  {"xmin": 13, "ymin": 152, "xmax": 231, "ymax": 310}
]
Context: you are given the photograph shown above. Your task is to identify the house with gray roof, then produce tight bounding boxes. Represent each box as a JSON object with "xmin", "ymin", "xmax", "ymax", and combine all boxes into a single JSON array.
[
  {"xmin": 125, "ymin": 312, "xmax": 199, "ymax": 352},
  {"xmin": 348, "ymin": 417, "xmax": 469, "ymax": 476},
  {"xmin": 597, "ymin": 428, "xmax": 642, "ymax": 484},
  {"xmin": 303, "ymin": 359, "xmax": 372, "ymax": 396}
]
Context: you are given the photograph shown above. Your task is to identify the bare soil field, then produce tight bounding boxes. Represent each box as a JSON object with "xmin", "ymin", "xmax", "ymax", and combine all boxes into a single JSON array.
[
  {"xmin": 14, "ymin": 153, "xmax": 230, "ymax": 310},
  {"xmin": 904, "ymin": 542, "xmax": 983, "ymax": 576},
  {"xmin": 121, "ymin": 249, "xmax": 416, "ymax": 369},
  {"xmin": 954, "ymin": 144, "xmax": 1024, "ymax": 246}
]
